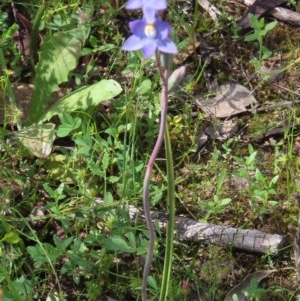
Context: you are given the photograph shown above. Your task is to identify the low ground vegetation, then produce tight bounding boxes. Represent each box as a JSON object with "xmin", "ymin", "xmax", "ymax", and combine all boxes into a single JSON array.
[{"xmin": 0, "ymin": 0, "xmax": 300, "ymax": 300}]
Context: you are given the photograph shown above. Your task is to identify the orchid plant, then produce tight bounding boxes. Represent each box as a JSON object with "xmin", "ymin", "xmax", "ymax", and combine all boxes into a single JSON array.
[
  {"xmin": 122, "ymin": 1, "xmax": 180, "ymax": 300},
  {"xmin": 122, "ymin": 1, "xmax": 177, "ymax": 58}
]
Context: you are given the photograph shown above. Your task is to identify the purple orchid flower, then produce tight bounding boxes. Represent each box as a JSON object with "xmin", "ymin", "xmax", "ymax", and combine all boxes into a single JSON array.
[
  {"xmin": 122, "ymin": 14, "xmax": 177, "ymax": 59},
  {"xmin": 125, "ymin": 0, "xmax": 167, "ymax": 11}
]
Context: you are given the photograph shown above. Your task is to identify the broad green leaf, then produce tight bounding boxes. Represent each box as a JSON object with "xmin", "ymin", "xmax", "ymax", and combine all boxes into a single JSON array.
[
  {"xmin": 217, "ymin": 170, "xmax": 227, "ymax": 192},
  {"xmin": 255, "ymin": 168, "xmax": 265, "ymax": 183},
  {"xmin": 43, "ymin": 183, "xmax": 55, "ymax": 196},
  {"xmin": 53, "ymin": 235, "xmax": 73, "ymax": 250},
  {"xmin": 44, "ymin": 154, "xmax": 74, "ymax": 183},
  {"xmin": 101, "ymin": 151, "xmax": 110, "ymax": 171},
  {"xmin": 88, "ymin": 160, "xmax": 104, "ymax": 176},
  {"xmin": 108, "ymin": 176, "xmax": 119, "ymax": 183},
  {"xmin": 125, "ymin": 231, "xmax": 136, "ymax": 249},
  {"xmin": 104, "ymin": 191, "xmax": 114, "ymax": 203},
  {"xmin": 12, "ymin": 275, "xmax": 33, "ymax": 295},
  {"xmin": 57, "ymin": 113, "xmax": 81, "ymax": 137},
  {"xmin": 136, "ymin": 78, "xmax": 152, "ymax": 95},
  {"xmin": 74, "ymin": 134, "xmax": 93, "ymax": 156},
  {"xmin": 244, "ymin": 33, "xmax": 258, "ymax": 42},
  {"xmin": 102, "ymin": 236, "xmax": 135, "ymax": 253},
  {"xmin": 248, "ymin": 14, "xmax": 263, "ymax": 29},
  {"xmin": 98, "ymin": 43, "xmax": 117, "ymax": 52},
  {"xmin": 1, "ymin": 231, "xmax": 21, "ymax": 244},
  {"xmin": 261, "ymin": 46, "xmax": 272, "ymax": 60},
  {"xmin": 136, "ymin": 237, "xmax": 148, "ymax": 255},
  {"xmin": 16, "ymin": 123, "xmax": 56, "ymax": 158},
  {"xmin": 270, "ymin": 175, "xmax": 279, "ymax": 185},
  {"xmin": 28, "ymin": 30, "xmax": 83, "ymax": 124},
  {"xmin": 0, "ymin": 24, "xmax": 18, "ymax": 48},
  {"xmin": 1, "ymin": 289, "xmax": 15, "ymax": 301},
  {"xmin": 147, "ymin": 276, "xmax": 158, "ymax": 290},
  {"xmin": 220, "ymin": 198, "xmax": 231, "ymax": 206},
  {"xmin": 0, "ymin": 216, "xmax": 12, "ymax": 233},
  {"xmin": 38, "ymin": 79, "xmax": 122, "ymax": 123},
  {"xmin": 264, "ymin": 20, "xmax": 277, "ymax": 33}
]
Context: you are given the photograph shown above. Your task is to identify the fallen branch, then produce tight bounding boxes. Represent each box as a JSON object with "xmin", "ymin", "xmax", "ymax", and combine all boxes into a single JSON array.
[
  {"xmin": 271, "ymin": 7, "xmax": 300, "ymax": 26},
  {"xmin": 128, "ymin": 206, "xmax": 288, "ymax": 255},
  {"xmin": 240, "ymin": 0, "xmax": 300, "ymax": 28}
]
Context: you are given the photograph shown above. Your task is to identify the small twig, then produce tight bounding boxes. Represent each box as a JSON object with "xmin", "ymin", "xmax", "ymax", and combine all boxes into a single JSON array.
[
  {"xmin": 274, "ymin": 84, "xmax": 300, "ymax": 97},
  {"xmin": 257, "ymin": 100, "xmax": 300, "ymax": 112}
]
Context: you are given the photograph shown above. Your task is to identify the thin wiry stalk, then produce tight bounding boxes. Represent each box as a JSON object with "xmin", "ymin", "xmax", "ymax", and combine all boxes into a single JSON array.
[{"xmin": 141, "ymin": 52, "xmax": 169, "ymax": 301}]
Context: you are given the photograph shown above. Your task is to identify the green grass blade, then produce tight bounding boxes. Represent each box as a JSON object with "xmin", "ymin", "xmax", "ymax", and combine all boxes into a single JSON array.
[{"xmin": 159, "ymin": 124, "xmax": 175, "ymax": 301}]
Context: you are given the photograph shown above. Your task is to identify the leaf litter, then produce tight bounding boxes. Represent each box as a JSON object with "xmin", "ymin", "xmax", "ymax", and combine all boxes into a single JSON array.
[{"xmin": 195, "ymin": 83, "xmax": 258, "ymax": 118}]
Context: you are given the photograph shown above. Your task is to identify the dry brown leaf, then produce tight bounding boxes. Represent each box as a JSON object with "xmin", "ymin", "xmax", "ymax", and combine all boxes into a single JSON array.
[
  {"xmin": 196, "ymin": 83, "xmax": 257, "ymax": 118},
  {"xmin": 205, "ymin": 117, "xmax": 238, "ymax": 140}
]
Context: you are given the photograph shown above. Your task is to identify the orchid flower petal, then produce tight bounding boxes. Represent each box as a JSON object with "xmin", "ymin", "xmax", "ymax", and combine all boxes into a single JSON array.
[
  {"xmin": 129, "ymin": 19, "xmax": 146, "ymax": 37},
  {"xmin": 158, "ymin": 40, "xmax": 178, "ymax": 54},
  {"xmin": 125, "ymin": 0, "xmax": 143, "ymax": 9},
  {"xmin": 142, "ymin": 7, "xmax": 156, "ymax": 24},
  {"xmin": 156, "ymin": 21, "xmax": 171, "ymax": 40},
  {"xmin": 142, "ymin": 39, "xmax": 157, "ymax": 58},
  {"xmin": 122, "ymin": 5, "xmax": 177, "ymax": 59},
  {"xmin": 122, "ymin": 35, "xmax": 144, "ymax": 51}
]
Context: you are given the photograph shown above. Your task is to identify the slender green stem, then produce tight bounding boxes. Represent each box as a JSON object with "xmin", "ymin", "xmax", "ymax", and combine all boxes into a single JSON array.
[
  {"xmin": 141, "ymin": 53, "xmax": 169, "ymax": 301},
  {"xmin": 0, "ymin": 48, "xmax": 16, "ymax": 108},
  {"xmin": 0, "ymin": 47, "xmax": 21, "ymax": 129},
  {"xmin": 159, "ymin": 123, "xmax": 175, "ymax": 301}
]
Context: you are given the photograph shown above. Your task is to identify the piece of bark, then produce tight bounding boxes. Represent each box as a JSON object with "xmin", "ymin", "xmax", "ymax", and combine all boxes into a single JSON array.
[
  {"xmin": 128, "ymin": 206, "xmax": 288, "ymax": 255},
  {"xmin": 292, "ymin": 193, "xmax": 300, "ymax": 291},
  {"xmin": 270, "ymin": 7, "xmax": 300, "ymax": 26},
  {"xmin": 239, "ymin": 0, "xmax": 299, "ymax": 29},
  {"xmin": 198, "ymin": 0, "xmax": 221, "ymax": 23}
]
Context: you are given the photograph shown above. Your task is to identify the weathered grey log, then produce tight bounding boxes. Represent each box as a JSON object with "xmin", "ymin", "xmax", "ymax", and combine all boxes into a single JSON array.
[
  {"xmin": 239, "ymin": 0, "xmax": 287, "ymax": 28},
  {"xmin": 292, "ymin": 193, "xmax": 300, "ymax": 292},
  {"xmin": 271, "ymin": 7, "xmax": 300, "ymax": 26},
  {"xmin": 128, "ymin": 206, "xmax": 288, "ymax": 255},
  {"xmin": 241, "ymin": 0, "xmax": 300, "ymax": 27}
]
